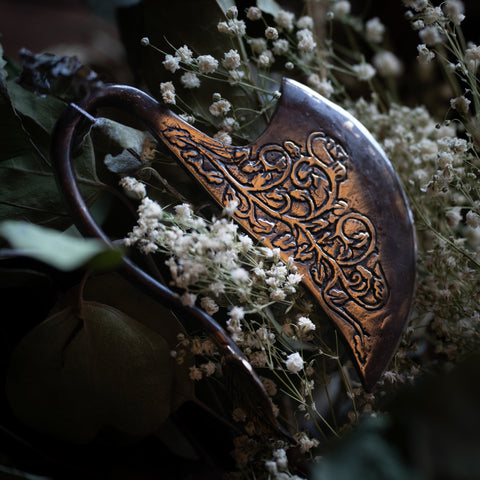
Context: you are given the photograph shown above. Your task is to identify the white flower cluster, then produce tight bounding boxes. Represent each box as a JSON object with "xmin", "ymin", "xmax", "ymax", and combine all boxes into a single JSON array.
[
  {"xmin": 348, "ymin": 94, "xmax": 480, "ymax": 365},
  {"xmin": 293, "ymin": 432, "xmax": 320, "ymax": 454},
  {"xmin": 119, "ymin": 176, "xmax": 146, "ymax": 199},
  {"xmin": 124, "ymin": 196, "xmax": 303, "ymax": 316},
  {"xmin": 159, "ymin": 81, "xmax": 175, "ymax": 104},
  {"xmin": 161, "ymin": 45, "xmax": 220, "ymax": 89}
]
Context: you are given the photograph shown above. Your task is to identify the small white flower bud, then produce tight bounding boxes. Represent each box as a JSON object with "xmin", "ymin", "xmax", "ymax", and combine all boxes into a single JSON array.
[{"xmin": 226, "ymin": 6, "xmax": 238, "ymax": 19}]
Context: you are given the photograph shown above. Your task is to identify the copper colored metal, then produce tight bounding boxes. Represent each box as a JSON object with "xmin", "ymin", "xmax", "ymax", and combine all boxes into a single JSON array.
[{"xmin": 52, "ymin": 79, "xmax": 416, "ymax": 392}]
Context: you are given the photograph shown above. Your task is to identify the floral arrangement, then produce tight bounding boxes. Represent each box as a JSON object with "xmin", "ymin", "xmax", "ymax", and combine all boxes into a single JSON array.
[{"xmin": 1, "ymin": 0, "xmax": 480, "ymax": 479}]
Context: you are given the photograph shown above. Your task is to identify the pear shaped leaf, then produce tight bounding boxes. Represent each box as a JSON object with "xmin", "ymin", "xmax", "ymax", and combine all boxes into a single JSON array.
[
  {"xmin": 51, "ymin": 272, "xmax": 195, "ymax": 410},
  {"xmin": 6, "ymin": 301, "xmax": 180, "ymax": 443}
]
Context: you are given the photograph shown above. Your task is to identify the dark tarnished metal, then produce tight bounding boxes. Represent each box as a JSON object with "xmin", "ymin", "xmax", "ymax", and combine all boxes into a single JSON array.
[{"xmin": 52, "ymin": 78, "xmax": 416, "ymax": 392}]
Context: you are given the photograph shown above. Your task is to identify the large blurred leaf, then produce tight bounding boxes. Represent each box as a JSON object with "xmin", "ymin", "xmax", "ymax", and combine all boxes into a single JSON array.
[
  {"xmin": 6, "ymin": 301, "xmax": 179, "ymax": 443},
  {"xmin": 312, "ymin": 416, "xmax": 418, "ymax": 480},
  {"xmin": 313, "ymin": 356, "xmax": 480, "ymax": 480},
  {"xmin": 388, "ymin": 355, "xmax": 480, "ymax": 480},
  {"xmin": 0, "ymin": 221, "xmax": 123, "ymax": 271},
  {"xmin": 52, "ymin": 272, "xmax": 194, "ymax": 410},
  {"xmin": 0, "ymin": 50, "xmax": 104, "ymax": 229}
]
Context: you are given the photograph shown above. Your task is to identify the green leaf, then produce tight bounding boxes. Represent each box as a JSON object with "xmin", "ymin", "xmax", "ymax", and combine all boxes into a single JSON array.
[
  {"xmin": 0, "ymin": 145, "xmax": 102, "ymax": 229},
  {"xmin": 0, "ymin": 59, "xmax": 104, "ymax": 229},
  {"xmin": 0, "ymin": 220, "xmax": 123, "ymax": 271},
  {"xmin": 388, "ymin": 355, "xmax": 480, "ymax": 480},
  {"xmin": 7, "ymin": 80, "xmax": 65, "ymax": 133},
  {"xmin": 52, "ymin": 272, "xmax": 194, "ymax": 410},
  {"xmin": 312, "ymin": 416, "xmax": 419, "ymax": 480},
  {"xmin": 6, "ymin": 301, "xmax": 178, "ymax": 443}
]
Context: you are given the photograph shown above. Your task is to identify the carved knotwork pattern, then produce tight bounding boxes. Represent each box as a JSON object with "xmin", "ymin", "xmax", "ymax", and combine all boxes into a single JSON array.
[{"xmin": 162, "ymin": 126, "xmax": 389, "ymax": 359}]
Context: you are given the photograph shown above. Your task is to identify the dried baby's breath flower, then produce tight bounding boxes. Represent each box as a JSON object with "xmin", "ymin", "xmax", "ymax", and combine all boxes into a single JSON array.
[
  {"xmin": 179, "ymin": 113, "xmax": 195, "ymax": 124},
  {"xmin": 417, "ymin": 43, "xmax": 436, "ymax": 63},
  {"xmin": 119, "ymin": 176, "xmax": 146, "ymax": 199},
  {"xmin": 258, "ymin": 50, "xmax": 274, "ymax": 68},
  {"xmin": 209, "ymin": 98, "xmax": 231, "ymax": 116},
  {"xmin": 226, "ymin": 6, "xmax": 238, "ymax": 19},
  {"xmin": 365, "ymin": 17, "xmax": 385, "ymax": 43},
  {"xmin": 297, "ymin": 15, "xmax": 313, "ymax": 30},
  {"xmin": 373, "ymin": 51, "xmax": 404, "ymax": 77},
  {"xmin": 352, "ymin": 62, "xmax": 376, "ymax": 81},
  {"xmin": 465, "ymin": 44, "xmax": 480, "ymax": 71},
  {"xmin": 181, "ymin": 291, "xmax": 197, "ymax": 307},
  {"xmin": 272, "ymin": 39, "xmax": 289, "ymax": 56},
  {"xmin": 419, "ymin": 25, "xmax": 443, "ymax": 46},
  {"xmin": 307, "ymin": 74, "xmax": 334, "ymax": 97},
  {"xmin": 274, "ymin": 10, "xmax": 295, "ymax": 32},
  {"xmin": 228, "ymin": 69, "xmax": 245, "ymax": 84},
  {"xmin": 249, "ymin": 37, "xmax": 267, "ymax": 54},
  {"xmin": 189, "ymin": 366, "xmax": 203, "ymax": 381},
  {"xmin": 412, "ymin": 19, "xmax": 425, "ymax": 30},
  {"xmin": 297, "ymin": 316, "xmax": 315, "ymax": 333},
  {"xmin": 180, "ymin": 71, "xmax": 200, "ymax": 88},
  {"xmin": 246, "ymin": 6, "xmax": 262, "ymax": 21},
  {"xmin": 201, "ymin": 361, "xmax": 216, "ymax": 376},
  {"xmin": 214, "ymin": 130, "xmax": 232, "ymax": 145},
  {"xmin": 285, "ymin": 352, "xmax": 304, "ymax": 373},
  {"xmin": 332, "ymin": 1, "xmax": 351, "ymax": 16},
  {"xmin": 444, "ymin": 0, "xmax": 465, "ymax": 25},
  {"xmin": 450, "ymin": 95, "xmax": 471, "ymax": 114},
  {"xmin": 262, "ymin": 27, "xmax": 277, "ymax": 42},
  {"xmin": 160, "ymin": 81, "xmax": 176, "ymax": 104},
  {"xmin": 197, "ymin": 54, "xmax": 219, "ymax": 74},
  {"xmin": 222, "ymin": 49, "xmax": 241, "ymax": 69},
  {"xmin": 200, "ymin": 296, "xmax": 219, "ymax": 315},
  {"xmin": 177, "ymin": 45, "xmax": 193, "ymax": 62},
  {"xmin": 466, "ymin": 210, "xmax": 480, "ymax": 228},
  {"xmin": 163, "ymin": 54, "xmax": 180, "ymax": 73},
  {"xmin": 221, "ymin": 117, "xmax": 238, "ymax": 132},
  {"xmin": 217, "ymin": 18, "xmax": 246, "ymax": 37},
  {"xmin": 423, "ymin": 6, "xmax": 445, "ymax": 25},
  {"xmin": 294, "ymin": 432, "xmax": 320, "ymax": 454},
  {"xmin": 297, "ymin": 29, "xmax": 316, "ymax": 53}
]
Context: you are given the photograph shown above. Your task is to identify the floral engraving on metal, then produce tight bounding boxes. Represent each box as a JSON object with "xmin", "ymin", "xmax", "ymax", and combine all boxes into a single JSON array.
[
  {"xmin": 52, "ymin": 80, "xmax": 416, "ymax": 390},
  {"xmin": 161, "ymin": 126, "xmax": 389, "ymax": 366}
]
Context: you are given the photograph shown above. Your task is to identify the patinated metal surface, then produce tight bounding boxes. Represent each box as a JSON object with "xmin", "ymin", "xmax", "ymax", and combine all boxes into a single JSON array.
[{"xmin": 52, "ymin": 79, "xmax": 416, "ymax": 391}]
